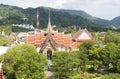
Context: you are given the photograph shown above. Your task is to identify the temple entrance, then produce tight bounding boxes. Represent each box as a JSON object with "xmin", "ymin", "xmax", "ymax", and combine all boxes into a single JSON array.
[{"xmin": 47, "ymin": 50, "xmax": 52, "ymax": 60}]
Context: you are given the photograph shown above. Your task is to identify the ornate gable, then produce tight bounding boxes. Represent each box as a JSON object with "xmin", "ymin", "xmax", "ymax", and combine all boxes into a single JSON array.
[
  {"xmin": 39, "ymin": 33, "xmax": 57, "ymax": 53},
  {"xmin": 73, "ymin": 28, "xmax": 93, "ymax": 41}
]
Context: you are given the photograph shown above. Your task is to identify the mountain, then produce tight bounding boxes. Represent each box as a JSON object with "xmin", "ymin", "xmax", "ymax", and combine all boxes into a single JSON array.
[
  {"xmin": 26, "ymin": 7, "xmax": 107, "ymax": 31},
  {"xmin": 110, "ymin": 16, "xmax": 120, "ymax": 27},
  {"xmin": 65, "ymin": 10, "xmax": 110, "ymax": 27},
  {"xmin": 0, "ymin": 4, "xmax": 26, "ymax": 24},
  {"xmin": 0, "ymin": 4, "xmax": 119, "ymax": 32},
  {"xmin": 0, "ymin": 4, "xmax": 105, "ymax": 31}
]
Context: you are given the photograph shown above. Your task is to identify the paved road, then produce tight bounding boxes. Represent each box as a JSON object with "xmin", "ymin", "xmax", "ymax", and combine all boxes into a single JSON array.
[{"xmin": 45, "ymin": 70, "xmax": 54, "ymax": 79}]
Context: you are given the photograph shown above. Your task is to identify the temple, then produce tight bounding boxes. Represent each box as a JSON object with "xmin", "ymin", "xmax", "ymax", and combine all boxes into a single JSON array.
[{"xmin": 27, "ymin": 9, "xmax": 93, "ymax": 59}]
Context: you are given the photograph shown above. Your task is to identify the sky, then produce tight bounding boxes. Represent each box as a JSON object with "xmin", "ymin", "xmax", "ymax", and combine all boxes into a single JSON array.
[{"xmin": 0, "ymin": 0, "xmax": 120, "ymax": 20}]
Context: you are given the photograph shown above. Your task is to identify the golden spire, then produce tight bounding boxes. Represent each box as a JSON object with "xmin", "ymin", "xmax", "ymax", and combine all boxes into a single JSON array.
[{"xmin": 47, "ymin": 9, "xmax": 52, "ymax": 33}]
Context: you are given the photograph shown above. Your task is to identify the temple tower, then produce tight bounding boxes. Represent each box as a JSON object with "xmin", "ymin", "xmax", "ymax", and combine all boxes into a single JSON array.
[
  {"xmin": 47, "ymin": 9, "xmax": 52, "ymax": 33},
  {"xmin": 36, "ymin": 10, "xmax": 39, "ymax": 29}
]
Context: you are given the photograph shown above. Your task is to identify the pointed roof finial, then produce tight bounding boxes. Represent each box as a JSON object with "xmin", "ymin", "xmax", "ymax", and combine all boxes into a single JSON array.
[
  {"xmin": 47, "ymin": 8, "xmax": 52, "ymax": 33},
  {"xmin": 36, "ymin": 10, "xmax": 39, "ymax": 29},
  {"xmin": 48, "ymin": 8, "xmax": 51, "ymax": 25}
]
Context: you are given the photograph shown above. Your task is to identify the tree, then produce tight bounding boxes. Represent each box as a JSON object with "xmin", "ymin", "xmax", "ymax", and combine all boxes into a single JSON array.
[
  {"xmin": 77, "ymin": 42, "xmax": 93, "ymax": 73},
  {"xmin": 0, "ymin": 25, "xmax": 12, "ymax": 35},
  {"xmin": 52, "ymin": 51, "xmax": 78, "ymax": 79},
  {"xmin": 116, "ymin": 44, "xmax": 120, "ymax": 73},
  {"xmin": 100, "ymin": 43, "xmax": 118, "ymax": 72},
  {"xmin": 105, "ymin": 31, "xmax": 120, "ymax": 44},
  {"xmin": 117, "ymin": 59, "xmax": 120, "ymax": 73},
  {"xmin": 0, "ymin": 35, "xmax": 11, "ymax": 46},
  {"xmin": 89, "ymin": 46, "xmax": 102, "ymax": 71},
  {"xmin": 0, "ymin": 44, "xmax": 47, "ymax": 79}
]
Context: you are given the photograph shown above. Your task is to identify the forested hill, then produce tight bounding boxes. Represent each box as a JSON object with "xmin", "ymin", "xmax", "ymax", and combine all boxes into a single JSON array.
[
  {"xmin": 110, "ymin": 16, "xmax": 120, "ymax": 27},
  {"xmin": 24, "ymin": 7, "xmax": 104, "ymax": 31},
  {"xmin": 65, "ymin": 10, "xmax": 110, "ymax": 27},
  {"xmin": 0, "ymin": 4, "xmax": 115, "ymax": 31}
]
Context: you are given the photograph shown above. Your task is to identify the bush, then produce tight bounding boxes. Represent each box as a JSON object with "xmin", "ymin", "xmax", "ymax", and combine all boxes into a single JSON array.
[
  {"xmin": 101, "ymin": 73, "xmax": 120, "ymax": 79},
  {"xmin": 71, "ymin": 74, "xmax": 83, "ymax": 79}
]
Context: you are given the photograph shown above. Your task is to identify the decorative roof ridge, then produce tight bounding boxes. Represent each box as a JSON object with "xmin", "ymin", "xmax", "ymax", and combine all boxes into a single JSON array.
[
  {"xmin": 72, "ymin": 28, "xmax": 93, "ymax": 40},
  {"xmin": 40, "ymin": 33, "xmax": 57, "ymax": 52},
  {"xmin": 83, "ymin": 28, "xmax": 93, "ymax": 40}
]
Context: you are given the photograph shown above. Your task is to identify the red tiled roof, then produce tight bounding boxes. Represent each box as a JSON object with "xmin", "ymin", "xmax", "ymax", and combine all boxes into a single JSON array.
[
  {"xmin": 27, "ymin": 32, "xmax": 72, "ymax": 47},
  {"xmin": 72, "ymin": 42, "xmax": 80, "ymax": 47},
  {"xmin": 27, "ymin": 29, "xmax": 93, "ymax": 48},
  {"xmin": 28, "ymin": 35, "xmax": 35, "ymax": 41}
]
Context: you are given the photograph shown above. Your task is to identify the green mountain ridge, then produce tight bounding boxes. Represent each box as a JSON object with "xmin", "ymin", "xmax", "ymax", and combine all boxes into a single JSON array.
[
  {"xmin": 64, "ymin": 10, "xmax": 111, "ymax": 27},
  {"xmin": 0, "ymin": 4, "xmax": 119, "ymax": 32},
  {"xmin": 110, "ymin": 16, "xmax": 120, "ymax": 27}
]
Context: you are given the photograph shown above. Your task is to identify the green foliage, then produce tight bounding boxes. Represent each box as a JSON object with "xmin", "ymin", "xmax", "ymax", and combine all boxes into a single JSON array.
[
  {"xmin": 0, "ymin": 35, "xmax": 11, "ymax": 46},
  {"xmin": 65, "ymin": 28, "xmax": 76, "ymax": 34},
  {"xmin": 0, "ymin": 25, "xmax": 12, "ymax": 35},
  {"xmin": 0, "ymin": 4, "xmax": 25, "ymax": 25},
  {"xmin": 117, "ymin": 60, "xmax": 120, "ymax": 73},
  {"xmin": 100, "ymin": 43, "xmax": 120, "ymax": 72},
  {"xmin": 101, "ymin": 73, "xmax": 120, "ymax": 79},
  {"xmin": 1, "ymin": 44, "xmax": 47, "ymax": 79},
  {"xmin": 89, "ymin": 46, "xmax": 102, "ymax": 70},
  {"xmin": 105, "ymin": 30, "xmax": 120, "ymax": 44},
  {"xmin": 92, "ymin": 32, "xmax": 104, "ymax": 45},
  {"xmin": 77, "ymin": 42, "xmax": 93, "ymax": 72},
  {"xmin": 79, "ymin": 42, "xmax": 93, "ymax": 51},
  {"xmin": 52, "ymin": 51, "xmax": 78, "ymax": 78},
  {"xmin": 71, "ymin": 74, "xmax": 83, "ymax": 79}
]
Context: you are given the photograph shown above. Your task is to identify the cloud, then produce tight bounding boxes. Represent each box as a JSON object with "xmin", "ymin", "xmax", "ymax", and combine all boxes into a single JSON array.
[{"xmin": 0, "ymin": 0, "xmax": 120, "ymax": 20}]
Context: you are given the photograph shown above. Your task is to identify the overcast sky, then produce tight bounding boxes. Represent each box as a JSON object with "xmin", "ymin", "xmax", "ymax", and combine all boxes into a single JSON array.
[{"xmin": 0, "ymin": 0, "xmax": 120, "ymax": 20}]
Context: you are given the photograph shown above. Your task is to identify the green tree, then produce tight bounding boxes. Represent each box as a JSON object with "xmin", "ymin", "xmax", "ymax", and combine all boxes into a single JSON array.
[
  {"xmin": 77, "ymin": 42, "xmax": 93, "ymax": 73},
  {"xmin": 52, "ymin": 51, "xmax": 78, "ymax": 79},
  {"xmin": 89, "ymin": 46, "xmax": 102, "ymax": 71},
  {"xmin": 105, "ymin": 31, "xmax": 120, "ymax": 44},
  {"xmin": 100, "ymin": 43, "xmax": 118, "ymax": 72},
  {"xmin": 116, "ymin": 43, "xmax": 120, "ymax": 73},
  {"xmin": 117, "ymin": 59, "xmax": 120, "ymax": 73},
  {"xmin": 0, "ymin": 35, "xmax": 11, "ymax": 46},
  {"xmin": 1, "ymin": 44, "xmax": 47, "ymax": 79},
  {"xmin": 0, "ymin": 25, "xmax": 12, "ymax": 35}
]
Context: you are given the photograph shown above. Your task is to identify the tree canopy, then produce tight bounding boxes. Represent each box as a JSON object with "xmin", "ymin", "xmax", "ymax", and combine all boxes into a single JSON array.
[{"xmin": 0, "ymin": 44, "xmax": 47, "ymax": 79}]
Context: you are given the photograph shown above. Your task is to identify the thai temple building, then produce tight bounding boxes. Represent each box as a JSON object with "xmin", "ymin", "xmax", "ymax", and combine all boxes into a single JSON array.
[{"xmin": 27, "ymin": 10, "xmax": 93, "ymax": 59}]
